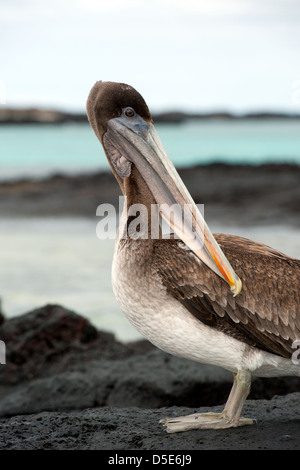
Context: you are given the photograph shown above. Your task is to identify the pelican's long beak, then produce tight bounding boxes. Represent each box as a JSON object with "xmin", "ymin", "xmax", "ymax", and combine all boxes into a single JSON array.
[{"xmin": 103, "ymin": 112, "xmax": 242, "ymax": 296}]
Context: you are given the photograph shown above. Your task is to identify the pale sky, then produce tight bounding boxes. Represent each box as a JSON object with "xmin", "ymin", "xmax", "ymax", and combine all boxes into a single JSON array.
[{"xmin": 1, "ymin": 0, "xmax": 300, "ymax": 113}]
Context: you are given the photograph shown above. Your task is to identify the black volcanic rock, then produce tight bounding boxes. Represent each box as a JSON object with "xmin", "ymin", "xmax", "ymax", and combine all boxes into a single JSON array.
[
  {"xmin": 1, "ymin": 395, "xmax": 300, "ymax": 450},
  {"xmin": 0, "ymin": 304, "xmax": 299, "ymax": 449},
  {"xmin": 0, "ymin": 304, "xmax": 299, "ymax": 417},
  {"xmin": 0, "ymin": 107, "xmax": 88, "ymax": 124},
  {"xmin": 0, "ymin": 304, "xmax": 129, "ymax": 386},
  {"xmin": 1, "ymin": 164, "xmax": 300, "ymax": 227}
]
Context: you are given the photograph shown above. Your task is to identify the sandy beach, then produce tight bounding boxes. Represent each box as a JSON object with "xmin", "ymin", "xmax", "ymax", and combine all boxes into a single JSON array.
[{"xmin": 0, "ymin": 163, "xmax": 300, "ymax": 450}]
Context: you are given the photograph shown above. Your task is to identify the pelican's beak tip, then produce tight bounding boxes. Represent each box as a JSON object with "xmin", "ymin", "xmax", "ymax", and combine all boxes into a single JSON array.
[{"xmin": 231, "ymin": 278, "xmax": 243, "ymax": 297}]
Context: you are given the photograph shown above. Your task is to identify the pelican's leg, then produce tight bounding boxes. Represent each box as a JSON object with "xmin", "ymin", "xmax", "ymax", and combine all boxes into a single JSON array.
[{"xmin": 160, "ymin": 369, "xmax": 255, "ymax": 433}]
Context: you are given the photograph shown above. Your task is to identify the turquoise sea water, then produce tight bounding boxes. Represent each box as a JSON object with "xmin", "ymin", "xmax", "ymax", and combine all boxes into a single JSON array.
[{"xmin": 0, "ymin": 119, "xmax": 300, "ymax": 180}]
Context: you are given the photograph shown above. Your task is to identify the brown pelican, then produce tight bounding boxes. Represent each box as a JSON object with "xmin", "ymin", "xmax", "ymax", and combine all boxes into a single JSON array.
[{"xmin": 86, "ymin": 81, "xmax": 300, "ymax": 432}]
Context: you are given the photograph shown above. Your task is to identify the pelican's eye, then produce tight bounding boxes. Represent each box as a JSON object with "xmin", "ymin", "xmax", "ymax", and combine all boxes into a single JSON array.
[{"xmin": 124, "ymin": 107, "xmax": 135, "ymax": 118}]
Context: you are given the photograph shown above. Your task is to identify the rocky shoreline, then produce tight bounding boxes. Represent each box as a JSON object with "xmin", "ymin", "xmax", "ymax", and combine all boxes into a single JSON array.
[{"xmin": 1, "ymin": 163, "xmax": 300, "ymax": 227}]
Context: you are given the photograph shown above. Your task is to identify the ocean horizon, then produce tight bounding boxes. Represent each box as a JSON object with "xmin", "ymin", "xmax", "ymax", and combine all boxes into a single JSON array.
[{"xmin": 1, "ymin": 119, "xmax": 300, "ymax": 180}]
